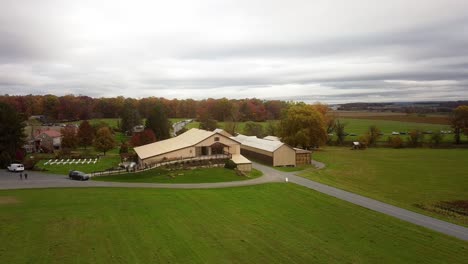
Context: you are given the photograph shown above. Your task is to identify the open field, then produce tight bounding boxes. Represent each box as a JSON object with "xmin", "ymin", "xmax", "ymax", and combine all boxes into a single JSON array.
[
  {"xmin": 302, "ymin": 147, "xmax": 468, "ymax": 226},
  {"xmin": 93, "ymin": 167, "xmax": 263, "ymax": 183},
  {"xmin": 335, "ymin": 118, "xmax": 468, "ymax": 142},
  {"xmin": 334, "ymin": 111, "xmax": 450, "ymax": 125},
  {"xmin": 1, "ymin": 185, "xmax": 467, "ymax": 263}
]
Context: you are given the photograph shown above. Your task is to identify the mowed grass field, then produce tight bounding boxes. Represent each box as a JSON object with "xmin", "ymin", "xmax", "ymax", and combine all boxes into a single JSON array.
[
  {"xmin": 93, "ymin": 167, "xmax": 263, "ymax": 183},
  {"xmin": 1, "ymin": 185, "xmax": 467, "ymax": 263},
  {"xmin": 337, "ymin": 118, "xmax": 460, "ymax": 142},
  {"xmin": 302, "ymin": 148, "xmax": 468, "ymax": 226},
  {"xmin": 37, "ymin": 154, "xmax": 121, "ymax": 175}
]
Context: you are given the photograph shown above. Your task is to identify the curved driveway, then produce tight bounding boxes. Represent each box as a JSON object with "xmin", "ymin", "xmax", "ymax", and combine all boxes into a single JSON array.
[{"xmin": 1, "ymin": 162, "xmax": 467, "ymax": 241}]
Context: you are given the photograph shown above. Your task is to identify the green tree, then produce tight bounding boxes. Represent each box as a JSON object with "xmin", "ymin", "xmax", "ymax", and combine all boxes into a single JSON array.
[
  {"xmin": 450, "ymin": 105, "xmax": 468, "ymax": 144},
  {"xmin": 146, "ymin": 103, "xmax": 171, "ymax": 140},
  {"xmin": 366, "ymin": 125, "xmax": 382, "ymax": 147},
  {"xmin": 60, "ymin": 127, "xmax": 78, "ymax": 150},
  {"xmin": 0, "ymin": 102, "xmax": 26, "ymax": 167},
  {"xmin": 430, "ymin": 131, "xmax": 444, "ymax": 147},
  {"xmin": 243, "ymin": 121, "xmax": 264, "ymax": 137},
  {"xmin": 279, "ymin": 103, "xmax": 327, "ymax": 148},
  {"xmin": 77, "ymin": 120, "xmax": 94, "ymax": 149},
  {"xmin": 120, "ymin": 101, "xmax": 142, "ymax": 134},
  {"xmin": 334, "ymin": 120, "xmax": 347, "ymax": 145},
  {"xmin": 94, "ymin": 127, "xmax": 115, "ymax": 155},
  {"xmin": 265, "ymin": 121, "xmax": 278, "ymax": 136},
  {"xmin": 199, "ymin": 118, "xmax": 218, "ymax": 131}
]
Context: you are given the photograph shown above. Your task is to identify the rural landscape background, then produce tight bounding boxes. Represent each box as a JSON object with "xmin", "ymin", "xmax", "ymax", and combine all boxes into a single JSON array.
[{"xmin": 1, "ymin": 0, "xmax": 468, "ymax": 263}]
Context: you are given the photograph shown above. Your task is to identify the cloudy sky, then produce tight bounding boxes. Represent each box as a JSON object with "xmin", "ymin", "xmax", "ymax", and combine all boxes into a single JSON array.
[{"xmin": 1, "ymin": 0, "xmax": 468, "ymax": 103}]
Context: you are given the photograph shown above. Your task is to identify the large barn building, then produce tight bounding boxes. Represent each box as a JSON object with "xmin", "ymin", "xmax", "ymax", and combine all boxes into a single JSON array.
[
  {"xmin": 232, "ymin": 134, "xmax": 311, "ymax": 167},
  {"xmin": 134, "ymin": 128, "xmax": 252, "ymax": 172}
]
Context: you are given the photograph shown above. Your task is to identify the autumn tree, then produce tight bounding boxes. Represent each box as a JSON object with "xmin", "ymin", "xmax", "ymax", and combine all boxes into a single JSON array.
[
  {"xmin": 279, "ymin": 103, "xmax": 327, "ymax": 148},
  {"xmin": 131, "ymin": 129, "xmax": 157, "ymax": 147},
  {"xmin": 408, "ymin": 129, "xmax": 424, "ymax": 147},
  {"xmin": 450, "ymin": 105, "xmax": 468, "ymax": 144},
  {"xmin": 77, "ymin": 120, "xmax": 94, "ymax": 149},
  {"xmin": 60, "ymin": 126, "xmax": 78, "ymax": 150},
  {"xmin": 146, "ymin": 103, "xmax": 171, "ymax": 140},
  {"xmin": 0, "ymin": 102, "xmax": 26, "ymax": 167},
  {"xmin": 94, "ymin": 127, "xmax": 115, "ymax": 155}
]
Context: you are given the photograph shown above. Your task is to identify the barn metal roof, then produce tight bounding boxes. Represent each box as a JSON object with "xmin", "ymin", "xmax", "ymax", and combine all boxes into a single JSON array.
[
  {"xmin": 232, "ymin": 134, "xmax": 285, "ymax": 153},
  {"xmin": 135, "ymin": 128, "xmax": 218, "ymax": 160}
]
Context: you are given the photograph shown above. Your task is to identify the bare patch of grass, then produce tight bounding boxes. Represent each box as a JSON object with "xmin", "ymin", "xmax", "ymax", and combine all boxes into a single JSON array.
[{"xmin": 0, "ymin": 196, "xmax": 20, "ymax": 205}]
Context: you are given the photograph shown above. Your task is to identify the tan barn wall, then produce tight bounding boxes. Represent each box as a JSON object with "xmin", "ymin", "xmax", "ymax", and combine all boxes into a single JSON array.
[
  {"xmin": 196, "ymin": 134, "xmax": 240, "ymax": 154},
  {"xmin": 273, "ymin": 145, "xmax": 296, "ymax": 167},
  {"xmin": 142, "ymin": 147, "xmax": 196, "ymax": 165}
]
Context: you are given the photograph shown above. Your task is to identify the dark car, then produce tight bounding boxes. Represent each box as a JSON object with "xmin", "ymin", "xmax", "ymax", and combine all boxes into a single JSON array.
[{"xmin": 69, "ymin": 170, "xmax": 90, "ymax": 181}]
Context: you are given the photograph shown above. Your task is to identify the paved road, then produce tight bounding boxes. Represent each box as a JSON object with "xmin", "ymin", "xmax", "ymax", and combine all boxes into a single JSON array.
[
  {"xmin": 0, "ymin": 168, "xmax": 281, "ymax": 190},
  {"xmin": 253, "ymin": 163, "xmax": 468, "ymax": 242},
  {"xmin": 1, "ymin": 163, "xmax": 467, "ymax": 241}
]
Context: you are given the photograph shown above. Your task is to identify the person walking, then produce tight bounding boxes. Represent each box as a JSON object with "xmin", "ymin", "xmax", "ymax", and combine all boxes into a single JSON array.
[
  {"xmin": 24, "ymin": 173, "xmax": 28, "ymax": 180},
  {"xmin": 19, "ymin": 173, "xmax": 22, "ymax": 180}
]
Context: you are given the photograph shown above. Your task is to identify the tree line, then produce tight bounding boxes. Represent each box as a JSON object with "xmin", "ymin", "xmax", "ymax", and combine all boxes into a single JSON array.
[{"xmin": 0, "ymin": 95, "xmax": 289, "ymax": 123}]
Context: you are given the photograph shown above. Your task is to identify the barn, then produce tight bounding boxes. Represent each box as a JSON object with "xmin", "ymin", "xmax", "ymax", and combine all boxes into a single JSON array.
[
  {"xmin": 134, "ymin": 128, "xmax": 252, "ymax": 172},
  {"xmin": 232, "ymin": 134, "xmax": 312, "ymax": 167}
]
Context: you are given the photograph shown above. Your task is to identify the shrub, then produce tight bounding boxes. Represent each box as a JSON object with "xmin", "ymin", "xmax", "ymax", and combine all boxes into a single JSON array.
[
  {"xmin": 408, "ymin": 129, "xmax": 424, "ymax": 147},
  {"xmin": 388, "ymin": 136, "xmax": 404, "ymax": 148},
  {"xmin": 224, "ymin": 159, "xmax": 237, "ymax": 170}
]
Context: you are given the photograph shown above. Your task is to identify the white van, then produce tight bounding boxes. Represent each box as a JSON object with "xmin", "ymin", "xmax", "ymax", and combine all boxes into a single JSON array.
[{"xmin": 7, "ymin": 163, "xmax": 25, "ymax": 172}]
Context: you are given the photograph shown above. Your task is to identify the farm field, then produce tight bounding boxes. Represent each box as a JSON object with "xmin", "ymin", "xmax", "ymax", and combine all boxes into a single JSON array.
[
  {"xmin": 334, "ymin": 111, "xmax": 450, "ymax": 125},
  {"xmin": 93, "ymin": 167, "xmax": 263, "ymax": 183},
  {"xmin": 336, "ymin": 118, "xmax": 466, "ymax": 142},
  {"xmin": 302, "ymin": 147, "xmax": 468, "ymax": 226},
  {"xmin": 1, "ymin": 185, "xmax": 467, "ymax": 263}
]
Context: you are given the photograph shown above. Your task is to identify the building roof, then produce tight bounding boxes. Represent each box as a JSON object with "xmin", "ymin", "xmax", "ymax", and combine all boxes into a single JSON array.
[
  {"xmin": 213, "ymin": 128, "xmax": 233, "ymax": 137},
  {"xmin": 134, "ymin": 128, "xmax": 226, "ymax": 160},
  {"xmin": 294, "ymin": 148, "xmax": 312, "ymax": 154},
  {"xmin": 231, "ymin": 154, "xmax": 251, "ymax": 165},
  {"xmin": 232, "ymin": 134, "xmax": 286, "ymax": 152},
  {"xmin": 263, "ymin": 135, "xmax": 280, "ymax": 141},
  {"xmin": 36, "ymin": 129, "xmax": 61, "ymax": 138}
]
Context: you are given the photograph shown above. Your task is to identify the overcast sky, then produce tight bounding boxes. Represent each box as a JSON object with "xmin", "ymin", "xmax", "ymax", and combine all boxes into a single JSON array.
[{"xmin": 1, "ymin": 0, "xmax": 468, "ymax": 103}]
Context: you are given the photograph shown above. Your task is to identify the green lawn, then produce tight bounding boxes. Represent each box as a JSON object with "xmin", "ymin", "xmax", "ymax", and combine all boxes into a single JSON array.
[
  {"xmin": 1, "ymin": 185, "xmax": 466, "ymax": 263},
  {"xmin": 37, "ymin": 154, "xmax": 121, "ymax": 175},
  {"xmin": 338, "ymin": 118, "xmax": 466, "ymax": 142},
  {"xmin": 93, "ymin": 167, "xmax": 263, "ymax": 183},
  {"xmin": 303, "ymin": 147, "xmax": 468, "ymax": 226}
]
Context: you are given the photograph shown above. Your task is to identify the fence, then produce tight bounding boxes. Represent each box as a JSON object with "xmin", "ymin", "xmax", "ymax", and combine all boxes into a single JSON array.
[{"xmin": 90, "ymin": 153, "xmax": 232, "ymax": 177}]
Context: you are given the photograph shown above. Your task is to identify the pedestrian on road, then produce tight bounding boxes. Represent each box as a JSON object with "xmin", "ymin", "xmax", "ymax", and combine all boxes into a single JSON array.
[
  {"xmin": 24, "ymin": 173, "xmax": 28, "ymax": 180},
  {"xmin": 19, "ymin": 173, "xmax": 22, "ymax": 180}
]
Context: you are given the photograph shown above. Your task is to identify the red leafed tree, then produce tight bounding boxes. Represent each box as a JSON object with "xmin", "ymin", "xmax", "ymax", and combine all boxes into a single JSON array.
[{"xmin": 131, "ymin": 129, "xmax": 157, "ymax": 147}]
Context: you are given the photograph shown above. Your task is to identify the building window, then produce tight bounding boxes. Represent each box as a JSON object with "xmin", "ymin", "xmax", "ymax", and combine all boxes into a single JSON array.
[{"xmin": 214, "ymin": 137, "xmax": 220, "ymax": 142}]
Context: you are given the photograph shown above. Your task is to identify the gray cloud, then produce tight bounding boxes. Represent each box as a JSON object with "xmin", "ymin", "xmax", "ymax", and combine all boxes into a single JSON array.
[{"xmin": 0, "ymin": 0, "xmax": 468, "ymax": 103}]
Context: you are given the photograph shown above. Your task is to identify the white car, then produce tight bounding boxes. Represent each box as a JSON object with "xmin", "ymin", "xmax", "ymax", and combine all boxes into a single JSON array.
[{"xmin": 7, "ymin": 163, "xmax": 25, "ymax": 172}]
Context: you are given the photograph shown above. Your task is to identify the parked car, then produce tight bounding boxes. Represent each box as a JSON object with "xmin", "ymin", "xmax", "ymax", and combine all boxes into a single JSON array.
[
  {"xmin": 7, "ymin": 163, "xmax": 25, "ymax": 172},
  {"xmin": 68, "ymin": 170, "xmax": 90, "ymax": 181}
]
